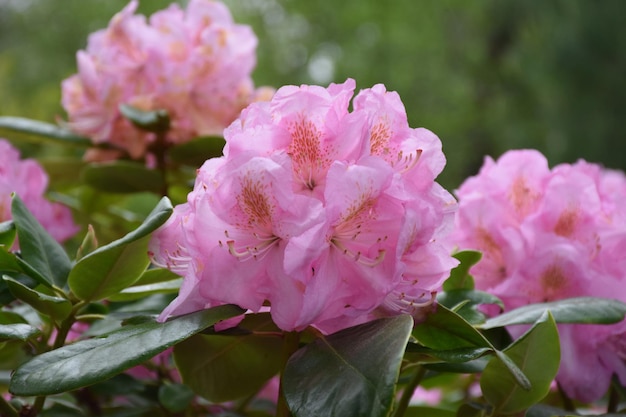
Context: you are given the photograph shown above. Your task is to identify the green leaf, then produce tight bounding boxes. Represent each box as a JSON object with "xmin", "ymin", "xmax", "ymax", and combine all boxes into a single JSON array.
[
  {"xmin": 168, "ymin": 136, "xmax": 226, "ymax": 167},
  {"xmin": 3, "ymin": 276, "xmax": 72, "ymax": 322},
  {"xmin": 107, "ymin": 278, "xmax": 183, "ymax": 302},
  {"xmin": 443, "ymin": 250, "xmax": 481, "ymax": 291},
  {"xmin": 0, "ymin": 221, "xmax": 16, "ymax": 248},
  {"xmin": 0, "ymin": 247, "xmax": 21, "ymax": 273},
  {"xmin": 283, "ymin": 315, "xmax": 413, "ymax": 417},
  {"xmin": 133, "ymin": 267, "xmax": 181, "ymax": 286},
  {"xmin": 0, "ymin": 323, "xmax": 41, "ymax": 341},
  {"xmin": 481, "ymin": 297, "xmax": 626, "ymax": 329},
  {"xmin": 81, "ymin": 161, "xmax": 166, "ymax": 194},
  {"xmin": 437, "ymin": 290, "xmax": 504, "ymax": 311},
  {"xmin": 12, "ymin": 194, "xmax": 72, "ymax": 288},
  {"xmin": 0, "ymin": 116, "xmax": 92, "ymax": 146},
  {"xmin": 158, "ymin": 383, "xmax": 195, "ymax": 413},
  {"xmin": 480, "ymin": 311, "xmax": 560, "ymax": 415},
  {"xmin": 402, "ymin": 406, "xmax": 456, "ymax": 417},
  {"xmin": 119, "ymin": 104, "xmax": 170, "ymax": 133},
  {"xmin": 173, "ymin": 315, "xmax": 282, "ymax": 402},
  {"xmin": 413, "ymin": 304, "xmax": 494, "ymax": 350},
  {"xmin": 9, "ymin": 304, "xmax": 244, "ymax": 396},
  {"xmin": 405, "ymin": 344, "xmax": 492, "ymax": 364},
  {"xmin": 68, "ymin": 197, "xmax": 173, "ymax": 302}
]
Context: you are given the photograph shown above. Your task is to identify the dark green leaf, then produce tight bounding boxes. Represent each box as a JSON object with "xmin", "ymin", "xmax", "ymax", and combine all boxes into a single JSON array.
[
  {"xmin": 9, "ymin": 304, "xmax": 244, "ymax": 396},
  {"xmin": 174, "ymin": 316, "xmax": 282, "ymax": 402},
  {"xmin": 12, "ymin": 194, "xmax": 72, "ymax": 288},
  {"xmin": 0, "ymin": 247, "xmax": 21, "ymax": 273},
  {"xmin": 443, "ymin": 250, "xmax": 481, "ymax": 291},
  {"xmin": 0, "ymin": 323, "xmax": 41, "ymax": 341},
  {"xmin": 481, "ymin": 297, "xmax": 626, "ymax": 329},
  {"xmin": 437, "ymin": 290, "xmax": 503, "ymax": 311},
  {"xmin": 283, "ymin": 315, "xmax": 413, "ymax": 417},
  {"xmin": 168, "ymin": 136, "xmax": 226, "ymax": 167},
  {"xmin": 158, "ymin": 383, "xmax": 195, "ymax": 413},
  {"xmin": 3, "ymin": 276, "xmax": 72, "ymax": 322},
  {"xmin": 108, "ymin": 278, "xmax": 183, "ymax": 302},
  {"xmin": 68, "ymin": 197, "xmax": 173, "ymax": 302},
  {"xmin": 0, "ymin": 116, "xmax": 92, "ymax": 146},
  {"xmin": 119, "ymin": 104, "xmax": 170, "ymax": 133},
  {"xmin": 413, "ymin": 304, "xmax": 493, "ymax": 350},
  {"xmin": 81, "ymin": 161, "xmax": 166, "ymax": 194},
  {"xmin": 402, "ymin": 406, "xmax": 456, "ymax": 417},
  {"xmin": 481, "ymin": 312, "xmax": 560, "ymax": 414},
  {"xmin": 424, "ymin": 357, "xmax": 489, "ymax": 374},
  {"xmin": 405, "ymin": 344, "xmax": 492, "ymax": 364},
  {"xmin": 524, "ymin": 404, "xmax": 572, "ymax": 417},
  {"xmin": 0, "ymin": 221, "xmax": 16, "ymax": 248},
  {"xmin": 133, "ymin": 267, "xmax": 181, "ymax": 286}
]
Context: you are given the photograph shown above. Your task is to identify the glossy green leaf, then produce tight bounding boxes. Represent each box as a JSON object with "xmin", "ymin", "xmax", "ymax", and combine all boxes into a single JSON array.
[
  {"xmin": 3, "ymin": 276, "xmax": 72, "ymax": 322},
  {"xmin": 413, "ymin": 304, "xmax": 493, "ymax": 350},
  {"xmin": 405, "ymin": 344, "xmax": 492, "ymax": 364},
  {"xmin": 437, "ymin": 289, "xmax": 503, "ymax": 311},
  {"xmin": 68, "ymin": 197, "xmax": 173, "ymax": 301},
  {"xmin": 12, "ymin": 194, "xmax": 72, "ymax": 288},
  {"xmin": 108, "ymin": 278, "xmax": 183, "ymax": 302},
  {"xmin": 0, "ymin": 323, "xmax": 41, "ymax": 341},
  {"xmin": 119, "ymin": 104, "xmax": 170, "ymax": 133},
  {"xmin": 0, "ymin": 221, "xmax": 16, "ymax": 248},
  {"xmin": 0, "ymin": 116, "xmax": 92, "ymax": 146},
  {"xmin": 481, "ymin": 297, "xmax": 626, "ymax": 329},
  {"xmin": 168, "ymin": 136, "xmax": 226, "ymax": 167},
  {"xmin": 134, "ymin": 267, "xmax": 181, "ymax": 286},
  {"xmin": 424, "ymin": 356, "xmax": 489, "ymax": 374},
  {"xmin": 283, "ymin": 315, "xmax": 413, "ymax": 417},
  {"xmin": 443, "ymin": 250, "xmax": 481, "ymax": 291},
  {"xmin": 81, "ymin": 161, "xmax": 166, "ymax": 194},
  {"xmin": 158, "ymin": 383, "xmax": 195, "ymax": 413},
  {"xmin": 173, "ymin": 314, "xmax": 282, "ymax": 402},
  {"xmin": 480, "ymin": 311, "xmax": 560, "ymax": 414},
  {"xmin": 402, "ymin": 406, "xmax": 456, "ymax": 417},
  {"xmin": 0, "ymin": 248, "xmax": 21, "ymax": 273},
  {"xmin": 9, "ymin": 304, "xmax": 244, "ymax": 396}
]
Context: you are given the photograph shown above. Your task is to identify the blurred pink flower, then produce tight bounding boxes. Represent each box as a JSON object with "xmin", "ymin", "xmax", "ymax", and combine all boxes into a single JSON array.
[
  {"xmin": 61, "ymin": 0, "xmax": 269, "ymax": 160},
  {"xmin": 0, "ymin": 139, "xmax": 78, "ymax": 247},
  {"xmin": 150, "ymin": 79, "xmax": 458, "ymax": 333},
  {"xmin": 450, "ymin": 149, "xmax": 626, "ymax": 402}
]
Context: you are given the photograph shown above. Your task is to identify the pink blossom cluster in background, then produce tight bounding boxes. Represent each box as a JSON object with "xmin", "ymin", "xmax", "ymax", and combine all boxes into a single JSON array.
[
  {"xmin": 62, "ymin": 0, "xmax": 270, "ymax": 161},
  {"xmin": 150, "ymin": 78, "xmax": 459, "ymax": 333},
  {"xmin": 0, "ymin": 139, "xmax": 78, "ymax": 247},
  {"xmin": 450, "ymin": 149, "xmax": 626, "ymax": 402}
]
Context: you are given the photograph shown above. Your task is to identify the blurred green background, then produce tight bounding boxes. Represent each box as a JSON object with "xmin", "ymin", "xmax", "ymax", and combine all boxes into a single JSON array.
[{"xmin": 1, "ymin": 0, "xmax": 625, "ymax": 190}]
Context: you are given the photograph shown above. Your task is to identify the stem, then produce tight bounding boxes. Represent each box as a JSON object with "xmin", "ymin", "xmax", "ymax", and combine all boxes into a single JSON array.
[
  {"xmin": 393, "ymin": 365, "xmax": 427, "ymax": 417},
  {"xmin": 557, "ymin": 381, "xmax": 576, "ymax": 412},
  {"xmin": 0, "ymin": 394, "xmax": 18, "ymax": 417},
  {"xmin": 607, "ymin": 382, "xmax": 619, "ymax": 413},
  {"xmin": 276, "ymin": 331, "xmax": 301, "ymax": 417},
  {"xmin": 29, "ymin": 396, "xmax": 46, "ymax": 417}
]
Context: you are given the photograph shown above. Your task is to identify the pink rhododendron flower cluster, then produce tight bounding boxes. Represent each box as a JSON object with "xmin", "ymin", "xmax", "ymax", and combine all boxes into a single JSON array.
[
  {"xmin": 0, "ymin": 139, "xmax": 78, "ymax": 247},
  {"xmin": 450, "ymin": 149, "xmax": 626, "ymax": 402},
  {"xmin": 150, "ymin": 79, "xmax": 458, "ymax": 333},
  {"xmin": 62, "ymin": 0, "xmax": 268, "ymax": 160}
]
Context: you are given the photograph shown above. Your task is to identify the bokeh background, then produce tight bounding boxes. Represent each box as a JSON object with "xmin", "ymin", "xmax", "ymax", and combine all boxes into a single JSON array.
[{"xmin": 1, "ymin": 0, "xmax": 625, "ymax": 190}]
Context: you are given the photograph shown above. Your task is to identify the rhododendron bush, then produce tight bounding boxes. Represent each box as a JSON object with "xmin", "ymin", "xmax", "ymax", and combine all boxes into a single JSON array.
[{"xmin": 0, "ymin": 1, "xmax": 625, "ymax": 417}]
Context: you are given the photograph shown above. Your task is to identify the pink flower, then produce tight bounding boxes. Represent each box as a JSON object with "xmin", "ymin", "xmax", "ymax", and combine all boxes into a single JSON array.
[
  {"xmin": 150, "ymin": 79, "xmax": 458, "ymax": 332},
  {"xmin": 61, "ymin": 0, "xmax": 269, "ymax": 161},
  {"xmin": 450, "ymin": 149, "xmax": 626, "ymax": 402},
  {"xmin": 0, "ymin": 139, "xmax": 78, "ymax": 247}
]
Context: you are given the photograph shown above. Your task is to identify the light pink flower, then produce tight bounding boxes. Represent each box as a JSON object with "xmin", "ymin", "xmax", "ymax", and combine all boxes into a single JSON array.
[
  {"xmin": 150, "ymin": 79, "xmax": 458, "ymax": 332},
  {"xmin": 61, "ymin": 0, "xmax": 268, "ymax": 161},
  {"xmin": 450, "ymin": 149, "xmax": 626, "ymax": 402},
  {"xmin": 0, "ymin": 139, "xmax": 78, "ymax": 247}
]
